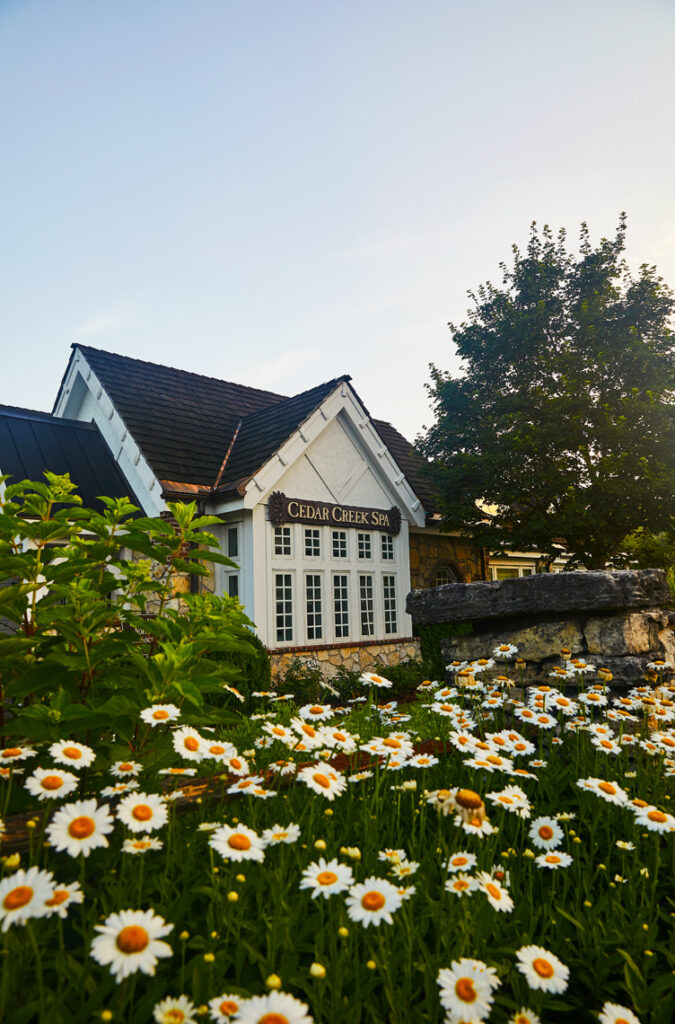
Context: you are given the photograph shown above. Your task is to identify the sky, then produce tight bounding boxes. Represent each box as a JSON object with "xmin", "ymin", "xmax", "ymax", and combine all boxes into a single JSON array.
[{"xmin": 2, "ymin": 0, "xmax": 675, "ymax": 442}]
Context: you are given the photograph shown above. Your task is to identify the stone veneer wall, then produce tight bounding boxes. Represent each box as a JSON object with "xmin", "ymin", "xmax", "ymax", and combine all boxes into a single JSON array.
[
  {"xmin": 409, "ymin": 531, "xmax": 486, "ymax": 590},
  {"xmin": 269, "ymin": 639, "xmax": 422, "ymax": 682}
]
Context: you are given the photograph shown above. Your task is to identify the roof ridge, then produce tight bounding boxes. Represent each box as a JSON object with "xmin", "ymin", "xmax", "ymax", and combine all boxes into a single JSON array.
[
  {"xmin": 0, "ymin": 404, "xmax": 97, "ymax": 429},
  {"xmin": 72, "ymin": 343, "xmax": 289, "ymax": 401}
]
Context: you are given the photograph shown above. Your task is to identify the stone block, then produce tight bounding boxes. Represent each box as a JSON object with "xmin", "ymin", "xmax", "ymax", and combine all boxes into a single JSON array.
[
  {"xmin": 442, "ymin": 621, "xmax": 584, "ymax": 664},
  {"xmin": 584, "ymin": 613, "xmax": 664, "ymax": 656}
]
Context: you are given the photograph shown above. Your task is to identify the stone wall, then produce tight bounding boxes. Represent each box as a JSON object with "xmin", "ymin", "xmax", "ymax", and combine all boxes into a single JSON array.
[
  {"xmin": 406, "ymin": 570, "xmax": 675, "ymax": 686},
  {"xmin": 409, "ymin": 530, "xmax": 486, "ymax": 590},
  {"xmin": 269, "ymin": 638, "xmax": 422, "ymax": 682}
]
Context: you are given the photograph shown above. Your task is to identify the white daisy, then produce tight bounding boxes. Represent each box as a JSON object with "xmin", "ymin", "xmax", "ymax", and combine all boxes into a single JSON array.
[
  {"xmin": 48, "ymin": 740, "xmax": 96, "ymax": 769},
  {"xmin": 140, "ymin": 704, "xmax": 181, "ymax": 727},
  {"xmin": 298, "ymin": 703, "xmax": 335, "ymax": 722},
  {"xmin": 0, "ymin": 867, "xmax": 55, "ymax": 930},
  {"xmin": 0, "ymin": 744, "xmax": 36, "ymax": 764},
  {"xmin": 123, "ymin": 837, "xmax": 164, "ymax": 854},
  {"xmin": 300, "ymin": 857, "xmax": 354, "ymax": 899},
  {"xmin": 359, "ymin": 672, "xmax": 392, "ymax": 689},
  {"xmin": 598, "ymin": 1002, "xmax": 641, "ymax": 1024},
  {"xmin": 633, "ymin": 805, "xmax": 675, "ymax": 833},
  {"xmin": 90, "ymin": 908, "xmax": 173, "ymax": 981},
  {"xmin": 528, "ymin": 817, "xmax": 564, "ymax": 850},
  {"xmin": 297, "ymin": 764, "xmax": 347, "ymax": 801},
  {"xmin": 476, "ymin": 871, "xmax": 514, "ymax": 912},
  {"xmin": 46, "ymin": 798, "xmax": 115, "ymax": 857},
  {"xmin": 117, "ymin": 792, "xmax": 168, "ymax": 834},
  {"xmin": 535, "ymin": 851, "xmax": 573, "ymax": 869},
  {"xmin": 101, "ymin": 781, "xmax": 141, "ymax": 799},
  {"xmin": 44, "ymin": 880, "xmax": 84, "ymax": 918},
  {"xmin": 508, "ymin": 1010, "xmax": 542, "ymax": 1024},
  {"xmin": 437, "ymin": 958, "xmax": 501, "ymax": 1023},
  {"xmin": 208, "ymin": 993, "xmax": 246, "ymax": 1022},
  {"xmin": 345, "ymin": 877, "xmax": 402, "ymax": 927},
  {"xmin": 25, "ymin": 767, "xmax": 79, "ymax": 801},
  {"xmin": 235, "ymin": 991, "xmax": 313, "ymax": 1024},
  {"xmin": 446, "ymin": 851, "xmax": 477, "ymax": 873},
  {"xmin": 110, "ymin": 760, "xmax": 143, "ymax": 778},
  {"xmin": 209, "ymin": 824, "xmax": 265, "ymax": 863},
  {"xmin": 445, "ymin": 873, "xmax": 478, "ymax": 896},
  {"xmin": 153, "ymin": 994, "xmax": 197, "ymax": 1024},
  {"xmin": 203, "ymin": 740, "xmax": 237, "ymax": 762},
  {"xmin": 262, "ymin": 823, "xmax": 301, "ymax": 846},
  {"xmin": 515, "ymin": 945, "xmax": 569, "ymax": 993},
  {"xmin": 223, "ymin": 754, "xmax": 250, "ymax": 776},
  {"xmin": 172, "ymin": 727, "xmax": 206, "ymax": 762}
]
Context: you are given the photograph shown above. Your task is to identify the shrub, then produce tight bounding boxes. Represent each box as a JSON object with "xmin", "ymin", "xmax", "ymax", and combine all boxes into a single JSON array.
[{"xmin": 415, "ymin": 621, "xmax": 473, "ymax": 679}]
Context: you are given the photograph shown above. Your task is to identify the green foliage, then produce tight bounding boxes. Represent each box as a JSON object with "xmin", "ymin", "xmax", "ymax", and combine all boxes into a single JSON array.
[
  {"xmin": 372, "ymin": 657, "xmax": 426, "ymax": 696},
  {"xmin": 419, "ymin": 216, "xmax": 675, "ymax": 569},
  {"xmin": 415, "ymin": 621, "xmax": 473, "ymax": 679},
  {"xmin": 207, "ymin": 629, "xmax": 272, "ymax": 701},
  {"xmin": 0, "ymin": 473, "xmax": 260, "ymax": 753},
  {"xmin": 277, "ymin": 656, "xmax": 335, "ymax": 705}
]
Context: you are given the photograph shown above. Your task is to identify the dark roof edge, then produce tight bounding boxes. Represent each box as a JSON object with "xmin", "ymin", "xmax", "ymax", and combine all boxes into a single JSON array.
[{"xmin": 0, "ymin": 404, "xmax": 96, "ymax": 430}]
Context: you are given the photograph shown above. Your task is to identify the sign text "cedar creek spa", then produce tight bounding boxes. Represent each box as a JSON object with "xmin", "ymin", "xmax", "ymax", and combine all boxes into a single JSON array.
[{"xmin": 268, "ymin": 491, "xmax": 401, "ymax": 535}]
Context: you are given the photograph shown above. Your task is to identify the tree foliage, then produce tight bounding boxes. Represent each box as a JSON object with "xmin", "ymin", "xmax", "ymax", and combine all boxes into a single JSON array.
[
  {"xmin": 0, "ymin": 473, "xmax": 260, "ymax": 756},
  {"xmin": 419, "ymin": 216, "xmax": 675, "ymax": 569}
]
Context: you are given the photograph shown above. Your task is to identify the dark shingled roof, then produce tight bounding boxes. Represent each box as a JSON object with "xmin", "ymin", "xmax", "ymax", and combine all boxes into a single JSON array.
[
  {"xmin": 58, "ymin": 345, "xmax": 436, "ymax": 511},
  {"xmin": 0, "ymin": 405, "xmax": 140, "ymax": 510}
]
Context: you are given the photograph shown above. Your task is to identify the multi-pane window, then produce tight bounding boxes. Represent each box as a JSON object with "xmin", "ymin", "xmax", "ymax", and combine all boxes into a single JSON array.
[
  {"xmin": 305, "ymin": 574, "xmax": 323, "ymax": 640},
  {"xmin": 332, "ymin": 530, "xmax": 347, "ymax": 558},
  {"xmin": 227, "ymin": 527, "xmax": 239, "ymax": 559},
  {"xmin": 333, "ymin": 574, "xmax": 349, "ymax": 638},
  {"xmin": 383, "ymin": 575, "xmax": 397, "ymax": 634},
  {"xmin": 359, "ymin": 574, "xmax": 374, "ymax": 636},
  {"xmin": 304, "ymin": 528, "xmax": 321, "ymax": 557},
  {"xmin": 227, "ymin": 575, "xmax": 239, "ymax": 599},
  {"xmin": 357, "ymin": 532, "xmax": 372, "ymax": 559},
  {"xmin": 381, "ymin": 534, "xmax": 394, "ymax": 560},
  {"xmin": 435, "ymin": 566, "xmax": 458, "ymax": 586},
  {"xmin": 274, "ymin": 526, "xmax": 292, "ymax": 556},
  {"xmin": 275, "ymin": 573, "xmax": 293, "ymax": 642}
]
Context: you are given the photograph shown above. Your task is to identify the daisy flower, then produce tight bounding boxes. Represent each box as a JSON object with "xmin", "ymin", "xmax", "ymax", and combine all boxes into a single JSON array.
[
  {"xmin": 297, "ymin": 764, "xmax": 347, "ymax": 801},
  {"xmin": 203, "ymin": 740, "xmax": 237, "ymax": 762},
  {"xmin": 508, "ymin": 1011, "xmax": 542, "ymax": 1024},
  {"xmin": 579, "ymin": 778, "xmax": 629, "ymax": 806},
  {"xmin": 298, "ymin": 703, "xmax": 335, "ymax": 722},
  {"xmin": 318, "ymin": 727, "xmax": 358, "ymax": 753},
  {"xmin": 437, "ymin": 958, "xmax": 501, "ymax": 1023},
  {"xmin": 117, "ymin": 792, "xmax": 168, "ymax": 834},
  {"xmin": 456, "ymin": 814, "xmax": 496, "ymax": 839},
  {"xmin": 300, "ymin": 857, "xmax": 354, "ymax": 899},
  {"xmin": 407, "ymin": 753, "xmax": 439, "ymax": 769},
  {"xmin": 365, "ymin": 735, "xmax": 415, "ymax": 759},
  {"xmin": 153, "ymin": 995, "xmax": 197, "ymax": 1024},
  {"xmin": 359, "ymin": 672, "xmax": 392, "ymax": 689},
  {"xmin": 208, "ymin": 993, "xmax": 247, "ymax": 1022},
  {"xmin": 0, "ymin": 867, "xmax": 55, "ymax": 930},
  {"xmin": 222, "ymin": 684, "xmax": 245, "ymax": 703},
  {"xmin": 493, "ymin": 643, "xmax": 518, "ymax": 659},
  {"xmin": 346, "ymin": 877, "xmax": 403, "ymax": 927},
  {"xmin": 348, "ymin": 770, "xmax": 373, "ymax": 783},
  {"xmin": 289, "ymin": 719, "xmax": 324, "ymax": 749},
  {"xmin": 262, "ymin": 823, "xmax": 301, "ymax": 846},
  {"xmin": 391, "ymin": 860, "xmax": 419, "ymax": 879},
  {"xmin": 262, "ymin": 722, "xmax": 296, "ymax": 745},
  {"xmin": 209, "ymin": 824, "xmax": 265, "ymax": 863},
  {"xmin": 535, "ymin": 852, "xmax": 573, "ymax": 869},
  {"xmin": 446, "ymin": 851, "xmax": 477, "ymax": 873},
  {"xmin": 48, "ymin": 740, "xmax": 96, "ymax": 769},
  {"xmin": 445, "ymin": 873, "xmax": 478, "ymax": 896},
  {"xmin": 90, "ymin": 908, "xmax": 173, "ymax": 981},
  {"xmin": 123, "ymin": 837, "xmax": 164, "ymax": 854},
  {"xmin": 25, "ymin": 767, "xmax": 79, "ymax": 801},
  {"xmin": 101, "ymin": 781, "xmax": 141, "ymax": 799},
  {"xmin": 598, "ymin": 1002, "xmax": 641, "ymax": 1024},
  {"xmin": 476, "ymin": 871, "xmax": 514, "ymax": 912},
  {"xmin": 226, "ymin": 775, "xmax": 265, "ymax": 796},
  {"xmin": 633, "ymin": 805, "xmax": 675, "ymax": 833},
  {"xmin": 235, "ymin": 991, "xmax": 313, "ymax": 1024},
  {"xmin": 172, "ymin": 727, "xmax": 206, "ymax": 762},
  {"xmin": 487, "ymin": 785, "xmax": 531, "ymax": 818},
  {"xmin": 140, "ymin": 704, "xmax": 181, "ymax": 727},
  {"xmin": 379, "ymin": 848, "xmax": 407, "ymax": 864},
  {"xmin": 110, "ymin": 760, "xmax": 143, "ymax": 778},
  {"xmin": 529, "ymin": 817, "xmax": 563, "ymax": 850},
  {"xmin": 515, "ymin": 945, "xmax": 569, "ymax": 993},
  {"xmin": 223, "ymin": 754, "xmax": 250, "ymax": 776},
  {"xmin": 44, "ymin": 880, "xmax": 84, "ymax": 918},
  {"xmin": 46, "ymin": 798, "xmax": 115, "ymax": 857},
  {"xmin": 591, "ymin": 737, "xmax": 622, "ymax": 756},
  {"xmin": 0, "ymin": 745, "xmax": 37, "ymax": 764}
]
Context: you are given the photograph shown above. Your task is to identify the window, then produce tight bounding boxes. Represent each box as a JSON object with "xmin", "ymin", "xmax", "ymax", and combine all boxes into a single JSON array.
[
  {"xmin": 333, "ymin": 574, "xmax": 349, "ymax": 638},
  {"xmin": 383, "ymin": 575, "xmax": 397, "ymax": 634},
  {"xmin": 274, "ymin": 526, "xmax": 292, "ymax": 556},
  {"xmin": 305, "ymin": 574, "xmax": 323, "ymax": 641},
  {"xmin": 357, "ymin": 532, "xmax": 372, "ymax": 559},
  {"xmin": 275, "ymin": 573, "xmax": 293, "ymax": 642},
  {"xmin": 381, "ymin": 534, "xmax": 394, "ymax": 560},
  {"xmin": 435, "ymin": 566, "xmax": 459, "ymax": 586},
  {"xmin": 227, "ymin": 526, "xmax": 239, "ymax": 559},
  {"xmin": 332, "ymin": 530, "xmax": 348, "ymax": 558},
  {"xmin": 493, "ymin": 567, "xmax": 519, "ymax": 580},
  {"xmin": 359, "ymin": 574, "xmax": 374, "ymax": 636},
  {"xmin": 304, "ymin": 528, "xmax": 321, "ymax": 558},
  {"xmin": 227, "ymin": 575, "xmax": 239, "ymax": 599}
]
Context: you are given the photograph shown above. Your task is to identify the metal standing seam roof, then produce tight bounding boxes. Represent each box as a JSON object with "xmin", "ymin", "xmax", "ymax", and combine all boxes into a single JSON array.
[
  {"xmin": 56, "ymin": 345, "xmax": 438, "ymax": 511},
  {"xmin": 0, "ymin": 405, "xmax": 141, "ymax": 510}
]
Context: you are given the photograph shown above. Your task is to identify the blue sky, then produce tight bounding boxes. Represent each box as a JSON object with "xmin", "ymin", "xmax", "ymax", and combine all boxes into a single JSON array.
[{"xmin": 2, "ymin": 0, "xmax": 675, "ymax": 441}]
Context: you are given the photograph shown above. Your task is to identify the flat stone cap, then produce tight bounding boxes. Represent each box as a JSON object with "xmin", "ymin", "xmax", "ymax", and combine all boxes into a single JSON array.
[{"xmin": 406, "ymin": 569, "xmax": 670, "ymax": 626}]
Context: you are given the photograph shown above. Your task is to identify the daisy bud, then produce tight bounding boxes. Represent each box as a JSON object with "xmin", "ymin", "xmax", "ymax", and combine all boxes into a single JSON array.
[
  {"xmin": 26, "ymin": 820, "xmax": 37, "ymax": 830},
  {"xmin": 310, "ymin": 963, "xmax": 326, "ymax": 979},
  {"xmin": 236, "ymin": 874, "xmax": 246, "ymax": 883},
  {"xmin": 573, "ymin": 837, "xmax": 582, "ymax": 843},
  {"xmin": 645, "ymin": 950, "xmax": 654, "ymax": 956},
  {"xmin": 179, "ymin": 931, "xmax": 190, "ymax": 941},
  {"xmin": 366, "ymin": 960, "xmax": 377, "ymax": 970},
  {"xmin": 2, "ymin": 853, "xmax": 20, "ymax": 870},
  {"xmin": 583, "ymin": 901, "xmax": 592, "ymax": 907},
  {"xmin": 314, "ymin": 840, "xmax": 327, "ymax": 851},
  {"xmin": 522, "ymin": 849, "xmax": 535, "ymax": 859},
  {"xmin": 266, "ymin": 974, "xmax": 282, "ymax": 990},
  {"xmin": 338, "ymin": 927, "xmax": 349, "ymax": 938},
  {"xmin": 197, "ymin": 1008, "xmax": 209, "ymax": 1017},
  {"xmin": 101, "ymin": 1013, "xmax": 113, "ymax": 1022},
  {"xmin": 598, "ymin": 863, "xmax": 606, "ymax": 870},
  {"xmin": 204, "ymin": 953, "xmax": 215, "ymax": 963},
  {"xmin": 212, "ymin": 866, "xmax": 219, "ymax": 873},
  {"xmin": 324, "ymin": 809, "xmax": 333, "ymax": 816},
  {"xmin": 642, "ymin": 923, "xmax": 649, "ymax": 930},
  {"xmin": 227, "ymin": 891, "xmax": 239, "ymax": 902}
]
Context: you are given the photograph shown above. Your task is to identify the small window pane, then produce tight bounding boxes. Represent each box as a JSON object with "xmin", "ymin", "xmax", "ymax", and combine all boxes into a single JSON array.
[
  {"xmin": 274, "ymin": 526, "xmax": 292, "ymax": 556},
  {"xmin": 494, "ymin": 567, "xmax": 519, "ymax": 580},
  {"xmin": 305, "ymin": 574, "xmax": 323, "ymax": 640},
  {"xmin": 381, "ymin": 534, "xmax": 394, "ymax": 560},
  {"xmin": 383, "ymin": 574, "xmax": 397, "ymax": 635},
  {"xmin": 304, "ymin": 528, "xmax": 321, "ymax": 557},
  {"xmin": 359, "ymin": 574, "xmax": 374, "ymax": 636},
  {"xmin": 227, "ymin": 527, "xmax": 239, "ymax": 558},
  {"xmin": 332, "ymin": 530, "xmax": 348, "ymax": 558},
  {"xmin": 228, "ymin": 575, "xmax": 239, "ymax": 598},
  {"xmin": 357, "ymin": 533, "xmax": 372, "ymax": 559},
  {"xmin": 333, "ymin": 574, "xmax": 349, "ymax": 638},
  {"xmin": 275, "ymin": 573, "xmax": 293, "ymax": 642}
]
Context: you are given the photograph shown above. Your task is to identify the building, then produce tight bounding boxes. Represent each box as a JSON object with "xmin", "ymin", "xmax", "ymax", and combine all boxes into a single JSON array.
[{"xmin": 49, "ymin": 345, "xmax": 486, "ymax": 676}]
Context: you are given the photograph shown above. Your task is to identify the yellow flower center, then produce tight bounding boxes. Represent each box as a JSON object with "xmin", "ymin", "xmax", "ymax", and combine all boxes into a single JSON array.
[
  {"xmin": 312, "ymin": 773, "xmax": 331, "ymax": 789},
  {"xmin": 230, "ymin": 758, "xmax": 242, "ymax": 770},
  {"xmin": 42, "ymin": 775, "xmax": 64, "ymax": 790},
  {"xmin": 545, "ymin": 855, "xmax": 561, "ymax": 864},
  {"xmin": 455, "ymin": 789, "xmax": 483, "ymax": 810},
  {"xmin": 219, "ymin": 1002, "xmax": 239, "ymax": 1016},
  {"xmin": 3, "ymin": 886, "xmax": 33, "ymax": 910},
  {"xmin": 184, "ymin": 737, "xmax": 200, "ymax": 752},
  {"xmin": 361, "ymin": 891, "xmax": 386, "ymax": 911},
  {"xmin": 383, "ymin": 738, "xmax": 401, "ymax": 749},
  {"xmin": 45, "ymin": 889, "xmax": 70, "ymax": 907},
  {"xmin": 68, "ymin": 816, "xmax": 96, "ymax": 839},
  {"xmin": 152, "ymin": 710, "xmax": 170, "ymax": 720},
  {"xmin": 485, "ymin": 882, "xmax": 501, "ymax": 899},
  {"xmin": 538, "ymin": 825, "xmax": 554, "ymax": 839},
  {"xmin": 118, "ymin": 762, "xmax": 134, "ymax": 772},
  {"xmin": 452, "ymin": 856, "xmax": 468, "ymax": 867},
  {"xmin": 316, "ymin": 871, "xmax": 338, "ymax": 886},
  {"xmin": 259, "ymin": 1014, "xmax": 290, "ymax": 1024},
  {"xmin": 647, "ymin": 810, "xmax": 667, "ymax": 823},
  {"xmin": 2, "ymin": 747, "xmax": 23, "ymax": 758},
  {"xmin": 301, "ymin": 725, "xmax": 316, "ymax": 737},
  {"xmin": 132, "ymin": 805, "xmax": 153, "ymax": 822},
  {"xmin": 62, "ymin": 746, "xmax": 82, "ymax": 760},
  {"xmin": 116, "ymin": 925, "xmax": 149, "ymax": 954},
  {"xmin": 455, "ymin": 977, "xmax": 477, "ymax": 1002},
  {"xmin": 209, "ymin": 745, "xmax": 226, "ymax": 755},
  {"xmin": 309, "ymin": 706, "xmax": 324, "ymax": 715},
  {"xmin": 532, "ymin": 958, "xmax": 554, "ymax": 978},
  {"xmin": 228, "ymin": 833, "xmax": 251, "ymax": 851}
]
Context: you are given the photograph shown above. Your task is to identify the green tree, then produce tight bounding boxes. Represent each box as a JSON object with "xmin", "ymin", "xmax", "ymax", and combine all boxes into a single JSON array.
[{"xmin": 419, "ymin": 216, "xmax": 675, "ymax": 569}]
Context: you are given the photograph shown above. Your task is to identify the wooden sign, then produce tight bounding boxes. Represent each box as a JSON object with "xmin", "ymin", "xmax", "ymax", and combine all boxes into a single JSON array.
[{"xmin": 268, "ymin": 491, "xmax": 401, "ymax": 535}]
